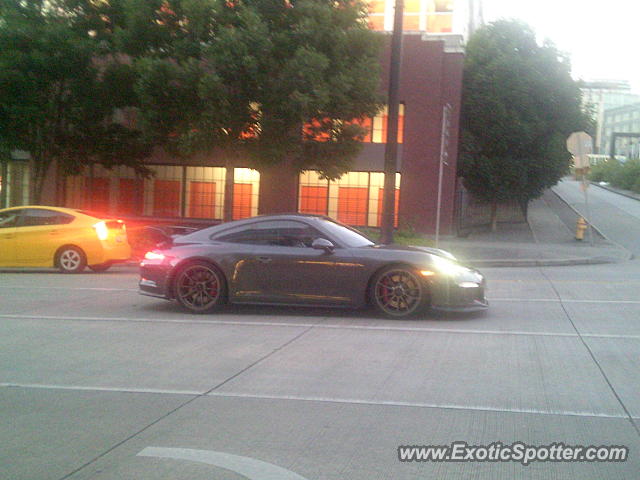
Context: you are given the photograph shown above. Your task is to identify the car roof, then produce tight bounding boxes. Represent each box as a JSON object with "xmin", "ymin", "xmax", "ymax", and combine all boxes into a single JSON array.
[{"xmin": 0, "ymin": 205, "xmax": 96, "ymax": 220}]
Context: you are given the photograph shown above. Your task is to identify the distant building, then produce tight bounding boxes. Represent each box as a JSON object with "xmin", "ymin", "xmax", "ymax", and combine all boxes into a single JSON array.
[
  {"xmin": 581, "ymin": 79, "xmax": 640, "ymax": 154},
  {"xmin": 601, "ymin": 102, "xmax": 640, "ymax": 160}
]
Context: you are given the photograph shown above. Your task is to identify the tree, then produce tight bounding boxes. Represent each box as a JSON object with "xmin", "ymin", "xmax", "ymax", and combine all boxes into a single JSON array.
[
  {"xmin": 110, "ymin": 0, "xmax": 383, "ymax": 179},
  {"xmin": 0, "ymin": 0, "xmax": 151, "ymax": 204},
  {"xmin": 458, "ymin": 20, "xmax": 592, "ymax": 231}
]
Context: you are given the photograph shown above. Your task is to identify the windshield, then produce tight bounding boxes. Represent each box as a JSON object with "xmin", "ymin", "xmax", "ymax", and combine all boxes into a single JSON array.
[{"xmin": 317, "ymin": 218, "xmax": 375, "ymax": 248}]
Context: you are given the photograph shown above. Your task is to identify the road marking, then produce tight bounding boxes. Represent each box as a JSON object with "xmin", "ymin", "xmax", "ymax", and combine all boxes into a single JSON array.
[
  {"xmin": 0, "ymin": 286, "xmax": 137, "ymax": 292},
  {"xmin": 489, "ymin": 298, "xmax": 640, "ymax": 304},
  {"xmin": 1, "ymin": 382, "xmax": 628, "ymax": 419},
  {"xmin": 206, "ymin": 392, "xmax": 627, "ymax": 419},
  {"xmin": 2, "ymin": 314, "xmax": 640, "ymax": 339},
  {"xmin": 0, "ymin": 382, "xmax": 202, "ymax": 395},
  {"xmin": 489, "ymin": 279, "xmax": 640, "ymax": 284},
  {"xmin": 137, "ymin": 447, "xmax": 311, "ymax": 480}
]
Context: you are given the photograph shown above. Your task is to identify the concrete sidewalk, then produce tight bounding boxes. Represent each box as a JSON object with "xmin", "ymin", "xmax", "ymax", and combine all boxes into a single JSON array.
[{"xmin": 435, "ymin": 189, "xmax": 633, "ymax": 268}]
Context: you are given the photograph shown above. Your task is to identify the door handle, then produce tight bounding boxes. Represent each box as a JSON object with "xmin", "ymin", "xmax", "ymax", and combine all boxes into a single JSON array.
[
  {"xmin": 1, "ymin": 234, "xmax": 14, "ymax": 239},
  {"xmin": 49, "ymin": 230, "xmax": 60, "ymax": 235},
  {"xmin": 257, "ymin": 256, "xmax": 272, "ymax": 263}
]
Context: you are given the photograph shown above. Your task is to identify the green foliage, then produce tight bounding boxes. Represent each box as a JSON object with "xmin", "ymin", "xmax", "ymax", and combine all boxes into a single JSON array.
[
  {"xmin": 588, "ymin": 159, "xmax": 620, "ymax": 183},
  {"xmin": 588, "ymin": 158, "xmax": 640, "ymax": 193},
  {"xmin": 0, "ymin": 0, "xmax": 151, "ymax": 201},
  {"xmin": 358, "ymin": 226, "xmax": 434, "ymax": 246},
  {"xmin": 0, "ymin": 0, "xmax": 382, "ymax": 202},
  {"xmin": 459, "ymin": 20, "xmax": 592, "ymax": 207},
  {"xmin": 119, "ymin": 0, "xmax": 383, "ymax": 178}
]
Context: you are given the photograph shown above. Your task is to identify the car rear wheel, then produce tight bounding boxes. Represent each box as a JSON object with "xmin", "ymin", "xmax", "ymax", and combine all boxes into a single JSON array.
[
  {"xmin": 174, "ymin": 262, "xmax": 226, "ymax": 313},
  {"xmin": 370, "ymin": 266, "xmax": 428, "ymax": 318},
  {"xmin": 56, "ymin": 246, "xmax": 87, "ymax": 273}
]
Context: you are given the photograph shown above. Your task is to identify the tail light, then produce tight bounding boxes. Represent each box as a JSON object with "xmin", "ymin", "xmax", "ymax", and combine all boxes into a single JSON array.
[
  {"xmin": 93, "ymin": 221, "xmax": 109, "ymax": 241},
  {"xmin": 144, "ymin": 251, "xmax": 165, "ymax": 261}
]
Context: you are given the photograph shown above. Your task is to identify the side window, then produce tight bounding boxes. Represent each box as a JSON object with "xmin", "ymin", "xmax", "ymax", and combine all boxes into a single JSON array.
[
  {"xmin": 0, "ymin": 210, "xmax": 20, "ymax": 228},
  {"xmin": 214, "ymin": 220, "xmax": 321, "ymax": 247},
  {"xmin": 19, "ymin": 209, "xmax": 74, "ymax": 227}
]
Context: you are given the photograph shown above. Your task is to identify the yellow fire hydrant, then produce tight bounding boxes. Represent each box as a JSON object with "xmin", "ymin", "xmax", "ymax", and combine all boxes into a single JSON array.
[{"xmin": 575, "ymin": 217, "xmax": 587, "ymax": 241}]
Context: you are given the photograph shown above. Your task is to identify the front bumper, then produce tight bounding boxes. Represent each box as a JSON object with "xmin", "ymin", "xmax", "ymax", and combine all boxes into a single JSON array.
[{"xmin": 429, "ymin": 270, "xmax": 488, "ymax": 312}]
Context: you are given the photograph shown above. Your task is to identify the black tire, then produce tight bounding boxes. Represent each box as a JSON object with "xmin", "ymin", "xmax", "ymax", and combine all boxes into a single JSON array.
[
  {"xmin": 173, "ymin": 261, "xmax": 227, "ymax": 313},
  {"xmin": 56, "ymin": 246, "xmax": 87, "ymax": 273},
  {"xmin": 369, "ymin": 265, "xmax": 428, "ymax": 318},
  {"xmin": 89, "ymin": 262, "xmax": 112, "ymax": 273}
]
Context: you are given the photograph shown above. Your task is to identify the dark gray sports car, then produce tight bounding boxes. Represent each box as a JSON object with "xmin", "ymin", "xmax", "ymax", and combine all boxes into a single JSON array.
[{"xmin": 139, "ymin": 214, "xmax": 487, "ymax": 318}]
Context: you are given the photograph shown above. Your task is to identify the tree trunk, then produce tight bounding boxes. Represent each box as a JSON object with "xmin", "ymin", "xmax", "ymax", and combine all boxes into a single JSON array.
[
  {"xmin": 519, "ymin": 198, "xmax": 529, "ymax": 221},
  {"xmin": 490, "ymin": 200, "xmax": 498, "ymax": 232},
  {"xmin": 223, "ymin": 159, "xmax": 235, "ymax": 222}
]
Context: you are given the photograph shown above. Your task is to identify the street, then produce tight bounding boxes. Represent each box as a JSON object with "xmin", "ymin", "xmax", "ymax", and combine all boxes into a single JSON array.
[{"xmin": 2, "ymin": 181, "xmax": 640, "ymax": 479}]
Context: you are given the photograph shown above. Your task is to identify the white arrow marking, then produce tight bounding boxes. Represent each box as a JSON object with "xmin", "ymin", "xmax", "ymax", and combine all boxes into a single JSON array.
[{"xmin": 137, "ymin": 447, "xmax": 311, "ymax": 480}]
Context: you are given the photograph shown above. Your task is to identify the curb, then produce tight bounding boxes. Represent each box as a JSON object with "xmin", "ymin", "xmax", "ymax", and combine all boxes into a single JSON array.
[
  {"xmin": 468, "ymin": 256, "xmax": 628, "ymax": 268},
  {"xmin": 591, "ymin": 182, "xmax": 640, "ymax": 202}
]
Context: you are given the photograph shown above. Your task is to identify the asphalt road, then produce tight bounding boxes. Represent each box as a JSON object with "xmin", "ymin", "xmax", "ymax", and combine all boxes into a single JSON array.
[{"xmin": 2, "ymin": 256, "xmax": 640, "ymax": 479}]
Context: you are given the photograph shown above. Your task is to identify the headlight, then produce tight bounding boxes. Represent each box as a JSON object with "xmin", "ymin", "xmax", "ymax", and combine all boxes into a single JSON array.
[{"xmin": 430, "ymin": 255, "xmax": 470, "ymax": 276}]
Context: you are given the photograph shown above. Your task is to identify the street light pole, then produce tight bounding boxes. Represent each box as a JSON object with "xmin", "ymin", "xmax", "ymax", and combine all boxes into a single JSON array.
[{"xmin": 380, "ymin": 0, "xmax": 404, "ymax": 245}]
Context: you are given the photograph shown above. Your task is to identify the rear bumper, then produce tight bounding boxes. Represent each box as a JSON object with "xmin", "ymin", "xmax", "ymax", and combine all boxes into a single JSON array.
[
  {"xmin": 87, "ymin": 242, "xmax": 131, "ymax": 265},
  {"xmin": 139, "ymin": 263, "xmax": 172, "ymax": 299}
]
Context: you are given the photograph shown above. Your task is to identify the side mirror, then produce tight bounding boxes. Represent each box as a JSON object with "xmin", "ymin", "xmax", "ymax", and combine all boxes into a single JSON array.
[{"xmin": 311, "ymin": 238, "xmax": 335, "ymax": 253}]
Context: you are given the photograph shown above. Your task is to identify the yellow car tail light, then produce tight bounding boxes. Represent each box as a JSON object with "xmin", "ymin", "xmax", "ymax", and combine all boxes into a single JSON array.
[{"xmin": 93, "ymin": 221, "xmax": 109, "ymax": 241}]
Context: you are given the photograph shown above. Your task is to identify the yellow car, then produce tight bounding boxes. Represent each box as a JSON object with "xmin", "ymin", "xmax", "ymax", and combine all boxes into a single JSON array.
[{"xmin": 0, "ymin": 206, "xmax": 131, "ymax": 273}]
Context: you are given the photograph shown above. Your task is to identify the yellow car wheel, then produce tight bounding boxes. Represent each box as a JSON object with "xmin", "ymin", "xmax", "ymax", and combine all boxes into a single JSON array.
[{"xmin": 56, "ymin": 246, "xmax": 87, "ymax": 273}]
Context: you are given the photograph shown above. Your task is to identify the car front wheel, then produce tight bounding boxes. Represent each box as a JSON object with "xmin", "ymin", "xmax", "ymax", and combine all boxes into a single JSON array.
[
  {"xmin": 370, "ymin": 266, "xmax": 428, "ymax": 318},
  {"xmin": 56, "ymin": 246, "xmax": 87, "ymax": 273},
  {"xmin": 174, "ymin": 262, "xmax": 227, "ymax": 313}
]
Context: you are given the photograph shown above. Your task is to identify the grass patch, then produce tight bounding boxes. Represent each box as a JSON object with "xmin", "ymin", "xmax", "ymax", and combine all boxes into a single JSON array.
[{"xmin": 357, "ymin": 227, "xmax": 434, "ymax": 247}]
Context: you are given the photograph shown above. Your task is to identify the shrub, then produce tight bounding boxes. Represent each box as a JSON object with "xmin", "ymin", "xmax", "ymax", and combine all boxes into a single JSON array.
[
  {"xmin": 632, "ymin": 174, "xmax": 640, "ymax": 194},
  {"xmin": 611, "ymin": 160, "xmax": 640, "ymax": 190},
  {"xmin": 588, "ymin": 159, "xmax": 622, "ymax": 183}
]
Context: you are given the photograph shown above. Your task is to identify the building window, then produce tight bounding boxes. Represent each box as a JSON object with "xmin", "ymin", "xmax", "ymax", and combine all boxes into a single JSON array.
[
  {"xmin": 233, "ymin": 168, "xmax": 260, "ymax": 220},
  {"xmin": 3, "ymin": 161, "xmax": 31, "ymax": 207},
  {"xmin": 64, "ymin": 164, "xmax": 261, "ymax": 220},
  {"xmin": 368, "ymin": 104, "xmax": 405, "ymax": 144},
  {"xmin": 118, "ymin": 178, "xmax": 144, "ymax": 216},
  {"xmin": 298, "ymin": 171, "xmax": 400, "ymax": 227},
  {"xmin": 186, "ymin": 166, "xmax": 226, "ymax": 219},
  {"xmin": 337, "ymin": 186, "xmax": 369, "ymax": 225},
  {"xmin": 367, "ymin": 0, "xmax": 453, "ymax": 32},
  {"xmin": 153, "ymin": 179, "xmax": 181, "ymax": 217}
]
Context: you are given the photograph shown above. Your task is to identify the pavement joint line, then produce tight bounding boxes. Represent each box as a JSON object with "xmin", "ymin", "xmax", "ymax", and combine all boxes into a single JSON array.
[
  {"xmin": 202, "ymin": 325, "xmax": 316, "ymax": 395},
  {"xmin": 538, "ymin": 268, "xmax": 640, "ymax": 438},
  {"xmin": 2, "ymin": 313, "xmax": 640, "ymax": 339},
  {"xmin": 206, "ymin": 392, "xmax": 628, "ymax": 420},
  {"xmin": 0, "ymin": 382, "xmax": 628, "ymax": 421},
  {"xmin": 50, "ymin": 326, "xmax": 318, "ymax": 480}
]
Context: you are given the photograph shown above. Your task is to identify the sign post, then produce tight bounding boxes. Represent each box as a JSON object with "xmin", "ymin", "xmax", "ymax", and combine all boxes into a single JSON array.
[
  {"xmin": 435, "ymin": 103, "xmax": 452, "ymax": 248},
  {"xmin": 566, "ymin": 132, "xmax": 594, "ymax": 246}
]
